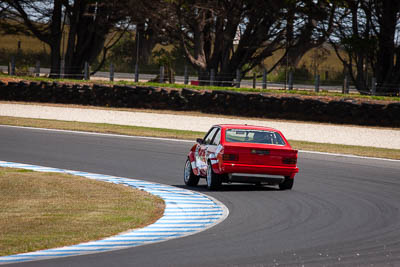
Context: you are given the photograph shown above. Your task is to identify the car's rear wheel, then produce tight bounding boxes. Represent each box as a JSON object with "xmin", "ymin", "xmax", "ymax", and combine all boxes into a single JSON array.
[
  {"xmin": 184, "ymin": 158, "xmax": 200, "ymax": 186},
  {"xmin": 207, "ymin": 161, "xmax": 221, "ymax": 190},
  {"xmin": 279, "ymin": 176, "xmax": 294, "ymax": 190}
]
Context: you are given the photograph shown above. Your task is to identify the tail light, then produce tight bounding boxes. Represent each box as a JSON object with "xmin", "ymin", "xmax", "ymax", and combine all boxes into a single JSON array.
[
  {"xmin": 282, "ymin": 158, "xmax": 297, "ymax": 165},
  {"xmin": 223, "ymin": 154, "xmax": 238, "ymax": 161}
]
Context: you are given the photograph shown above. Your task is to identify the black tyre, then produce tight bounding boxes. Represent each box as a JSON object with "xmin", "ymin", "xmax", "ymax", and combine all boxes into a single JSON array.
[
  {"xmin": 184, "ymin": 158, "xmax": 200, "ymax": 186},
  {"xmin": 279, "ymin": 176, "xmax": 294, "ymax": 190},
  {"xmin": 206, "ymin": 161, "xmax": 222, "ymax": 190}
]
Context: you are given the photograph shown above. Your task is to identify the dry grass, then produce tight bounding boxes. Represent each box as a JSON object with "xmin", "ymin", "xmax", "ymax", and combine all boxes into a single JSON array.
[
  {"xmin": 0, "ymin": 31, "xmax": 344, "ymax": 72},
  {"xmin": 0, "ymin": 116, "xmax": 203, "ymax": 140},
  {"xmin": 0, "ymin": 34, "xmax": 49, "ymax": 53},
  {"xmin": 263, "ymin": 46, "xmax": 345, "ymax": 73},
  {"xmin": 0, "ymin": 115, "xmax": 399, "ymax": 160},
  {"xmin": 0, "ymin": 167, "xmax": 165, "ymax": 256}
]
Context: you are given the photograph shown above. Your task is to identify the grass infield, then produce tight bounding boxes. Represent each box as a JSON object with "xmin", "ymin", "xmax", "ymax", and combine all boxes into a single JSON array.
[{"xmin": 0, "ymin": 167, "xmax": 165, "ymax": 256}]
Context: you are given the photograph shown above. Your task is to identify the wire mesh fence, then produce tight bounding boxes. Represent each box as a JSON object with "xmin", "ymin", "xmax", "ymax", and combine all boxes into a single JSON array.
[{"xmin": 1, "ymin": 57, "xmax": 399, "ymax": 96}]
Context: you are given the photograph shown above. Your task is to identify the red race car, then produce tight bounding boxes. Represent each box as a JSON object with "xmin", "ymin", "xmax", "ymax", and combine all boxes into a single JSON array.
[{"xmin": 184, "ymin": 124, "xmax": 299, "ymax": 190}]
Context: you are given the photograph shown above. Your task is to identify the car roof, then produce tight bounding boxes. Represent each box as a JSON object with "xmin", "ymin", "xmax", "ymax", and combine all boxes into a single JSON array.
[{"xmin": 214, "ymin": 124, "xmax": 280, "ymax": 132}]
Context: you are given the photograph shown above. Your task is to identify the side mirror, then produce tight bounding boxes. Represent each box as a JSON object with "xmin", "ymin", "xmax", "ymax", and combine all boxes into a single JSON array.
[{"xmin": 196, "ymin": 138, "xmax": 203, "ymax": 144}]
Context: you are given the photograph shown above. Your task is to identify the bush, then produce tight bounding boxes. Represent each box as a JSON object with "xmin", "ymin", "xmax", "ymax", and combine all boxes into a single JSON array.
[{"xmin": 106, "ymin": 35, "xmax": 136, "ymax": 72}]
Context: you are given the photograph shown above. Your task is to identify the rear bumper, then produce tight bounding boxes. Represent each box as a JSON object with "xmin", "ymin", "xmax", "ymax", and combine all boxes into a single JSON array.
[
  {"xmin": 228, "ymin": 173, "xmax": 285, "ymax": 185},
  {"xmin": 220, "ymin": 163, "xmax": 298, "ymax": 177}
]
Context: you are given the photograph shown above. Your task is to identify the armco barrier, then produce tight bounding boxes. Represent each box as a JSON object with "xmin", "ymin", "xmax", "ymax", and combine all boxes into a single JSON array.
[{"xmin": 0, "ymin": 80, "xmax": 399, "ymax": 127}]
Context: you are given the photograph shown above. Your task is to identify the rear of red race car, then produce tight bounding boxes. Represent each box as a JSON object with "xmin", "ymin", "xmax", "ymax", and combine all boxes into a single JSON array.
[
  {"xmin": 185, "ymin": 124, "xmax": 299, "ymax": 190},
  {"xmin": 216, "ymin": 142, "xmax": 298, "ymax": 189}
]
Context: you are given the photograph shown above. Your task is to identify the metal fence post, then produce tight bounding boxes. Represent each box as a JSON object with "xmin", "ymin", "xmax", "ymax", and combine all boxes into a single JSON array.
[
  {"xmin": 134, "ymin": 62, "xmax": 139, "ymax": 82},
  {"xmin": 184, "ymin": 65, "xmax": 188, "ymax": 85},
  {"xmin": 84, "ymin": 62, "xmax": 89, "ymax": 80},
  {"xmin": 371, "ymin": 77, "xmax": 376, "ymax": 95},
  {"xmin": 210, "ymin": 69, "xmax": 215, "ymax": 86},
  {"xmin": 343, "ymin": 74, "xmax": 349, "ymax": 94},
  {"xmin": 315, "ymin": 74, "xmax": 320, "ymax": 92},
  {"xmin": 288, "ymin": 71, "xmax": 293, "ymax": 90},
  {"xmin": 110, "ymin": 63, "xmax": 114, "ymax": 82},
  {"xmin": 159, "ymin": 66, "xmax": 164, "ymax": 83},
  {"xmin": 236, "ymin": 69, "xmax": 241, "ymax": 88},
  {"xmin": 253, "ymin": 73, "xmax": 256, "ymax": 89},
  {"xmin": 262, "ymin": 69, "xmax": 267, "ymax": 89},
  {"xmin": 343, "ymin": 75, "xmax": 347, "ymax": 94},
  {"xmin": 35, "ymin": 61, "xmax": 40, "ymax": 77},
  {"xmin": 60, "ymin": 59, "xmax": 65, "ymax": 78},
  {"xmin": 9, "ymin": 56, "xmax": 15, "ymax": 76}
]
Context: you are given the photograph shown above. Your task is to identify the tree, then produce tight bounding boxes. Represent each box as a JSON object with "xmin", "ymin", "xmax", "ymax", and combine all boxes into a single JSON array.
[
  {"xmin": 373, "ymin": 0, "xmax": 400, "ymax": 94},
  {"xmin": 160, "ymin": 0, "xmax": 338, "ymax": 85},
  {"xmin": 3, "ymin": 0, "xmax": 133, "ymax": 78},
  {"xmin": 0, "ymin": 2, "xmax": 10, "ymax": 20},
  {"xmin": 329, "ymin": 0, "xmax": 400, "ymax": 95},
  {"xmin": 132, "ymin": 1, "xmax": 172, "ymax": 65},
  {"xmin": 164, "ymin": 0, "xmax": 288, "ymax": 85},
  {"xmin": 61, "ymin": 0, "xmax": 132, "ymax": 78},
  {"xmin": 284, "ymin": 0, "xmax": 336, "ymax": 68},
  {"xmin": 3, "ymin": 0, "xmax": 63, "ymax": 77}
]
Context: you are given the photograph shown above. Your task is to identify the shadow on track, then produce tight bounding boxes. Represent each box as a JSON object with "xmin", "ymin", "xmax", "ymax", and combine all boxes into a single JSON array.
[{"xmin": 174, "ymin": 183, "xmax": 280, "ymax": 192}]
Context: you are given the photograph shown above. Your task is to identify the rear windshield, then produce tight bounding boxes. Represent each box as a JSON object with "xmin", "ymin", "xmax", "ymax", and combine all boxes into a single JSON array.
[{"xmin": 225, "ymin": 129, "xmax": 286, "ymax": 145}]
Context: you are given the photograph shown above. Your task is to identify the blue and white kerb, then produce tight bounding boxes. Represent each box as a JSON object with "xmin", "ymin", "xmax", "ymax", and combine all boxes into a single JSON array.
[{"xmin": 0, "ymin": 160, "xmax": 229, "ymax": 264}]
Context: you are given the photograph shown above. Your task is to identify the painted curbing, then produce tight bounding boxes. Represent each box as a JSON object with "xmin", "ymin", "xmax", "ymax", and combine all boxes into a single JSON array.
[{"xmin": 0, "ymin": 160, "xmax": 229, "ymax": 264}]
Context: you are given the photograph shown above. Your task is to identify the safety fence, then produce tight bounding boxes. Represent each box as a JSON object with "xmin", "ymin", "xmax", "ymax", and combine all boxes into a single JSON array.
[{"xmin": 1, "ymin": 59, "xmax": 399, "ymax": 96}]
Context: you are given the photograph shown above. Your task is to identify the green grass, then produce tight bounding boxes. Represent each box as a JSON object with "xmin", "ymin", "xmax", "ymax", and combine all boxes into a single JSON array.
[
  {"xmin": 0, "ymin": 116, "xmax": 399, "ymax": 160},
  {"xmin": 1, "ymin": 73, "xmax": 399, "ymax": 102},
  {"xmin": 0, "ymin": 167, "xmax": 165, "ymax": 256}
]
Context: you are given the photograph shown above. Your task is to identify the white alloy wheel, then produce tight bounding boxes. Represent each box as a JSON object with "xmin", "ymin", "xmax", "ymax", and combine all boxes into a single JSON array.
[{"xmin": 184, "ymin": 160, "xmax": 191, "ymax": 183}]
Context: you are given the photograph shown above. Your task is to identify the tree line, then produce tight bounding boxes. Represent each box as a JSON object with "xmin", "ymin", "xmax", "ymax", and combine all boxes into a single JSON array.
[{"xmin": 0, "ymin": 0, "xmax": 399, "ymax": 95}]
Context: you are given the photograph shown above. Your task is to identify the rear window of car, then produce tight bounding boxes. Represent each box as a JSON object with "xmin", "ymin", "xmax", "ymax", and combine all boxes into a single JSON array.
[{"xmin": 225, "ymin": 129, "xmax": 286, "ymax": 145}]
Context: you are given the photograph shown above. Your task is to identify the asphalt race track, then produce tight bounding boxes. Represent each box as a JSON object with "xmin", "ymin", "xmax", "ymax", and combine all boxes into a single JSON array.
[{"xmin": 1, "ymin": 125, "xmax": 400, "ymax": 266}]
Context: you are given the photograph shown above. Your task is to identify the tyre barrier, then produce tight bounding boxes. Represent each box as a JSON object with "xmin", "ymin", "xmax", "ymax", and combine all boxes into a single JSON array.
[{"xmin": 0, "ymin": 160, "xmax": 229, "ymax": 264}]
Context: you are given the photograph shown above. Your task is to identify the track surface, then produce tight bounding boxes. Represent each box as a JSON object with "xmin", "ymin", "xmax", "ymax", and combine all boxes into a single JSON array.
[{"xmin": 1, "ymin": 126, "xmax": 400, "ymax": 266}]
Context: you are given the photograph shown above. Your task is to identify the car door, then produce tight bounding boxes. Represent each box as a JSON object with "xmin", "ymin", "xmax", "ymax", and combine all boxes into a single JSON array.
[
  {"xmin": 196, "ymin": 127, "xmax": 219, "ymax": 176},
  {"xmin": 206, "ymin": 127, "xmax": 221, "ymax": 166}
]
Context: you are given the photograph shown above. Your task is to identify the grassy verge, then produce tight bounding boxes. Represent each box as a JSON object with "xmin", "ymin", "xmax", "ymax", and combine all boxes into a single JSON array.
[
  {"xmin": 1, "ymin": 116, "xmax": 399, "ymax": 160},
  {"xmin": 0, "ymin": 116, "xmax": 203, "ymax": 140},
  {"xmin": 0, "ymin": 167, "xmax": 165, "ymax": 256},
  {"xmin": 1, "ymin": 73, "xmax": 399, "ymax": 102},
  {"xmin": 290, "ymin": 140, "xmax": 400, "ymax": 160}
]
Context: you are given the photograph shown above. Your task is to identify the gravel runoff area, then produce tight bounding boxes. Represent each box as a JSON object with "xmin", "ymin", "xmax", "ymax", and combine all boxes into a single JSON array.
[{"xmin": 0, "ymin": 103, "xmax": 399, "ymax": 150}]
